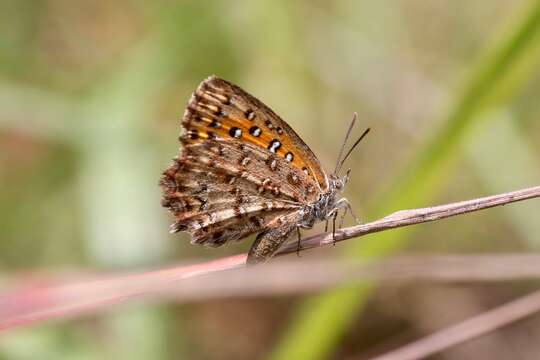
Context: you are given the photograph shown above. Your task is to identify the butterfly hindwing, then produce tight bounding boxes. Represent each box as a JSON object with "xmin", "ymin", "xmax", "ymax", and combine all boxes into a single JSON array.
[{"xmin": 160, "ymin": 147, "xmax": 300, "ymax": 247}]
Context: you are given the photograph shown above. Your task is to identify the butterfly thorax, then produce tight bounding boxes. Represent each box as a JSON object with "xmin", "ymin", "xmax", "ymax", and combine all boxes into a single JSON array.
[{"xmin": 299, "ymin": 174, "xmax": 348, "ymax": 228}]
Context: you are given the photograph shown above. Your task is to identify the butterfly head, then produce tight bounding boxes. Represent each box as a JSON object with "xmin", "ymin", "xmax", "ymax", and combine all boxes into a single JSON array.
[{"xmin": 329, "ymin": 168, "xmax": 351, "ymax": 194}]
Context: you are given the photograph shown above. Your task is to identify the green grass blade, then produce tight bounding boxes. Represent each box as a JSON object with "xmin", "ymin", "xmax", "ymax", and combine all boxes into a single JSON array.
[
  {"xmin": 466, "ymin": 111, "xmax": 540, "ymax": 245},
  {"xmin": 271, "ymin": 1, "xmax": 540, "ymax": 359}
]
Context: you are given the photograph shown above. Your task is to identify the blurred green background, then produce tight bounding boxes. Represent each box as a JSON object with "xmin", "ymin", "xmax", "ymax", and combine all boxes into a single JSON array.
[{"xmin": 1, "ymin": 0, "xmax": 540, "ymax": 359}]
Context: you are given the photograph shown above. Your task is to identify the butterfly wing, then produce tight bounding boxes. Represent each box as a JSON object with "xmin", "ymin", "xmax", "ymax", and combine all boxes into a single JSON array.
[
  {"xmin": 182, "ymin": 75, "xmax": 329, "ymax": 194},
  {"xmin": 161, "ymin": 140, "xmax": 304, "ymax": 246},
  {"xmin": 160, "ymin": 75, "xmax": 327, "ymax": 247}
]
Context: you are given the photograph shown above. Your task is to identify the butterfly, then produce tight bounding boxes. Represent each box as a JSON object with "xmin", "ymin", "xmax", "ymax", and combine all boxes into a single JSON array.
[{"xmin": 160, "ymin": 75, "xmax": 369, "ymax": 265}]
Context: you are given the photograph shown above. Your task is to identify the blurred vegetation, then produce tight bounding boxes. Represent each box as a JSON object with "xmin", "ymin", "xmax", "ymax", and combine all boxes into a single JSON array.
[{"xmin": 1, "ymin": 1, "xmax": 540, "ymax": 359}]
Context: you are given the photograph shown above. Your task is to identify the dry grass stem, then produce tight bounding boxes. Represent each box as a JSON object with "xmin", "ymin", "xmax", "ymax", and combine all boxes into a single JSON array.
[
  {"xmin": 370, "ymin": 289, "xmax": 540, "ymax": 360},
  {"xmin": 4, "ymin": 254, "xmax": 540, "ymax": 330},
  {"xmin": 278, "ymin": 184, "xmax": 540, "ymax": 254},
  {"xmin": 0, "ymin": 185, "xmax": 538, "ymax": 330}
]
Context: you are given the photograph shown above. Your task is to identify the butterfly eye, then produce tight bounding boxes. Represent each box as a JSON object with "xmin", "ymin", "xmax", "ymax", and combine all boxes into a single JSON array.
[{"xmin": 333, "ymin": 177, "xmax": 345, "ymax": 190}]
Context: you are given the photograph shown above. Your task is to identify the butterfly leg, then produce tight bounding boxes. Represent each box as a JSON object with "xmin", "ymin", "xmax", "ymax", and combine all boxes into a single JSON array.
[
  {"xmin": 332, "ymin": 211, "xmax": 338, "ymax": 246},
  {"xmin": 247, "ymin": 223, "xmax": 296, "ymax": 265},
  {"xmin": 347, "ymin": 203, "xmax": 361, "ymax": 224},
  {"xmin": 335, "ymin": 198, "xmax": 361, "ymax": 225},
  {"xmin": 339, "ymin": 206, "xmax": 348, "ymax": 229},
  {"xmin": 296, "ymin": 227, "xmax": 302, "ymax": 257}
]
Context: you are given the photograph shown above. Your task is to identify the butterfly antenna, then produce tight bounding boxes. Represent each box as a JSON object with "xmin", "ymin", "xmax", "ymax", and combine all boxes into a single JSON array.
[
  {"xmin": 336, "ymin": 127, "xmax": 371, "ymax": 174},
  {"xmin": 333, "ymin": 112, "xmax": 357, "ymax": 175}
]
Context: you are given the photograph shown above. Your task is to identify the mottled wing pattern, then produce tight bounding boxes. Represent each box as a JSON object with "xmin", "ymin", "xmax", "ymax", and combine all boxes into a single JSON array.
[
  {"xmin": 161, "ymin": 140, "xmax": 304, "ymax": 246},
  {"xmin": 183, "ymin": 75, "xmax": 328, "ymax": 194},
  {"xmin": 160, "ymin": 75, "xmax": 327, "ymax": 247}
]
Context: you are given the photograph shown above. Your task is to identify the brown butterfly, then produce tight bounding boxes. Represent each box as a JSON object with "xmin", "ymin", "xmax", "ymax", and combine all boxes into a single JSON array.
[{"xmin": 160, "ymin": 76, "xmax": 369, "ymax": 264}]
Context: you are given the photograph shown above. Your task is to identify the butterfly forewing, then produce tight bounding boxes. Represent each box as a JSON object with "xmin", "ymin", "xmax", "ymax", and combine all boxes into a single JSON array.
[
  {"xmin": 183, "ymin": 76, "xmax": 328, "ymax": 194},
  {"xmin": 160, "ymin": 75, "xmax": 328, "ymax": 248}
]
